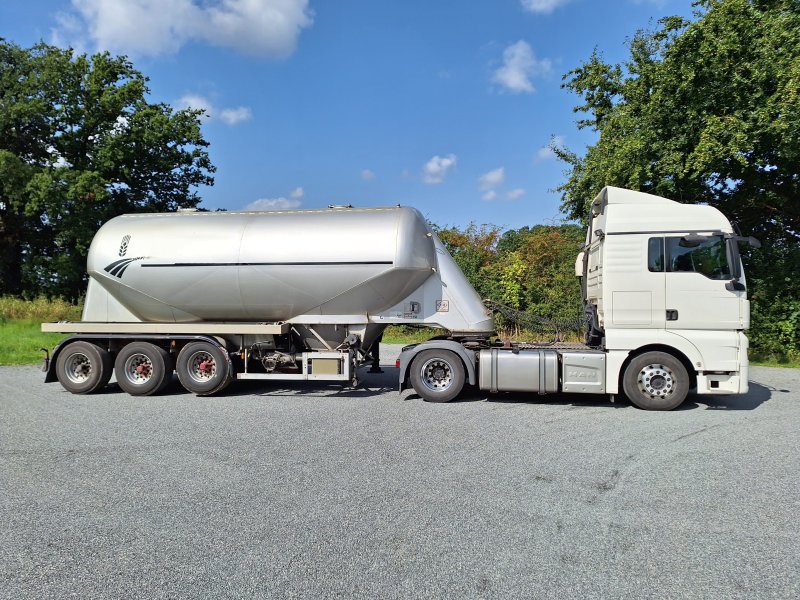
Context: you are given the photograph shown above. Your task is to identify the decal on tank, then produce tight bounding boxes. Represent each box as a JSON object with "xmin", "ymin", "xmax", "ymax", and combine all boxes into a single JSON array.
[
  {"xmin": 104, "ymin": 257, "xmax": 144, "ymax": 278},
  {"xmin": 118, "ymin": 235, "xmax": 131, "ymax": 257}
]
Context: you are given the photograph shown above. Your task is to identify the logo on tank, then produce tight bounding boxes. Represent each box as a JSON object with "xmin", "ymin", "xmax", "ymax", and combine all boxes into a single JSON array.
[
  {"xmin": 119, "ymin": 234, "xmax": 131, "ymax": 256},
  {"xmin": 105, "ymin": 234, "xmax": 143, "ymax": 278}
]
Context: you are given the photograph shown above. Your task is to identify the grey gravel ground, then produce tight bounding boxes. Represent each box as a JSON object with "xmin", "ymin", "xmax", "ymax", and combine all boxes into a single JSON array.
[{"xmin": 1, "ymin": 345, "xmax": 798, "ymax": 599}]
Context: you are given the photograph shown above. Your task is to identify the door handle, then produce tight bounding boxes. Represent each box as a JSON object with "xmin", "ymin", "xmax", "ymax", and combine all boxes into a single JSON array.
[{"xmin": 666, "ymin": 309, "xmax": 679, "ymax": 321}]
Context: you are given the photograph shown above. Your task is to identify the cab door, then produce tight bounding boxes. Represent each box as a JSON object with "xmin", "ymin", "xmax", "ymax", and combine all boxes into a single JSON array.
[
  {"xmin": 663, "ymin": 235, "xmax": 743, "ymax": 330},
  {"xmin": 606, "ymin": 234, "xmax": 666, "ymax": 330}
]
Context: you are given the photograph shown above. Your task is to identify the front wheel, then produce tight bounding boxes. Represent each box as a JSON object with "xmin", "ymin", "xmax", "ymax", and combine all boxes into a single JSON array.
[
  {"xmin": 622, "ymin": 351, "xmax": 689, "ymax": 411},
  {"xmin": 176, "ymin": 341, "xmax": 232, "ymax": 395},
  {"xmin": 409, "ymin": 349, "xmax": 465, "ymax": 403}
]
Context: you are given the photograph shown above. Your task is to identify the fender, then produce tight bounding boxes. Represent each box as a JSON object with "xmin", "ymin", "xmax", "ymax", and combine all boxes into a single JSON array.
[{"xmin": 397, "ymin": 340, "xmax": 478, "ymax": 390}]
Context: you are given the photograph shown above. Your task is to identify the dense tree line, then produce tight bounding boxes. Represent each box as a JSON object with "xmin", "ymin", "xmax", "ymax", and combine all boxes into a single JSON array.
[
  {"xmin": 434, "ymin": 223, "xmax": 585, "ymax": 337},
  {"xmin": 555, "ymin": 0, "xmax": 800, "ymax": 359},
  {"xmin": 0, "ymin": 40, "xmax": 213, "ymax": 299}
]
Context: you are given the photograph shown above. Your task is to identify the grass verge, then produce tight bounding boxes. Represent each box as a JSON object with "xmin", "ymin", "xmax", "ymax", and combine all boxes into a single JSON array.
[
  {"xmin": 0, "ymin": 297, "xmax": 81, "ymax": 365},
  {"xmin": 0, "ymin": 320, "xmax": 70, "ymax": 365},
  {"xmin": 381, "ymin": 325, "xmax": 444, "ymax": 345},
  {"xmin": 749, "ymin": 354, "xmax": 800, "ymax": 369}
]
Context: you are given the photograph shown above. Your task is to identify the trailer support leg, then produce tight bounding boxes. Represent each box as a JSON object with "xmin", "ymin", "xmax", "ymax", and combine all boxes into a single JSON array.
[{"xmin": 368, "ymin": 335, "xmax": 384, "ymax": 373}]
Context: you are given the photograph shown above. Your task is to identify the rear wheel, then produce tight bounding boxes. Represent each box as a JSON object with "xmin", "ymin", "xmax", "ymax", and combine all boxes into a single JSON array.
[
  {"xmin": 55, "ymin": 340, "xmax": 113, "ymax": 394},
  {"xmin": 409, "ymin": 349, "xmax": 465, "ymax": 403},
  {"xmin": 114, "ymin": 342, "xmax": 172, "ymax": 396},
  {"xmin": 622, "ymin": 351, "xmax": 689, "ymax": 411},
  {"xmin": 176, "ymin": 341, "xmax": 232, "ymax": 395}
]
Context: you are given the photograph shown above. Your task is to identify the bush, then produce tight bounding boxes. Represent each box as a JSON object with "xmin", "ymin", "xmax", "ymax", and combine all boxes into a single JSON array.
[{"xmin": 0, "ymin": 296, "xmax": 82, "ymax": 322}]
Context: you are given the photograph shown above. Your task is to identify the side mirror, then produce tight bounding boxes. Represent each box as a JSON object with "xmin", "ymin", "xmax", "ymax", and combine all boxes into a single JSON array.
[
  {"xmin": 680, "ymin": 233, "xmax": 709, "ymax": 248},
  {"xmin": 575, "ymin": 251, "xmax": 585, "ymax": 277},
  {"xmin": 730, "ymin": 234, "xmax": 761, "ymax": 249},
  {"xmin": 726, "ymin": 280, "xmax": 746, "ymax": 292}
]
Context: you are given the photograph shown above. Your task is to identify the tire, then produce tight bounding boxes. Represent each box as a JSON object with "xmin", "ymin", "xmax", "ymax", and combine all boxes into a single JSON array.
[
  {"xmin": 176, "ymin": 341, "xmax": 232, "ymax": 395},
  {"xmin": 114, "ymin": 342, "xmax": 173, "ymax": 396},
  {"xmin": 55, "ymin": 340, "xmax": 113, "ymax": 394},
  {"xmin": 409, "ymin": 349, "xmax": 465, "ymax": 403},
  {"xmin": 622, "ymin": 351, "xmax": 689, "ymax": 411}
]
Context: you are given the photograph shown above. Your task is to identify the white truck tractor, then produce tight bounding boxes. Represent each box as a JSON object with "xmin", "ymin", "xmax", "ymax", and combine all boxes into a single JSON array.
[{"xmin": 43, "ymin": 186, "xmax": 758, "ymax": 410}]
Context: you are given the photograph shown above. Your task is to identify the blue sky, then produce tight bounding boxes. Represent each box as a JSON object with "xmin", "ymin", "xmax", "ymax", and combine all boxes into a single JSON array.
[{"xmin": 1, "ymin": 0, "xmax": 695, "ymax": 230}]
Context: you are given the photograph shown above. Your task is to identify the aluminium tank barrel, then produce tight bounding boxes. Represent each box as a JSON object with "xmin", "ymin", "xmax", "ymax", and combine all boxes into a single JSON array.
[{"xmin": 85, "ymin": 206, "xmax": 437, "ymax": 323}]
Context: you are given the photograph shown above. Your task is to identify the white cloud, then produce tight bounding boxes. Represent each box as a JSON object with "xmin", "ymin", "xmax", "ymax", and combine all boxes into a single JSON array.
[
  {"xmin": 245, "ymin": 186, "xmax": 304, "ymax": 210},
  {"xmin": 478, "ymin": 167, "xmax": 506, "ymax": 202},
  {"xmin": 179, "ymin": 94, "xmax": 214, "ymax": 119},
  {"xmin": 478, "ymin": 167, "xmax": 505, "ymax": 191},
  {"xmin": 361, "ymin": 169, "xmax": 376, "ymax": 181},
  {"xmin": 244, "ymin": 197, "xmax": 301, "ymax": 211},
  {"xmin": 54, "ymin": 0, "xmax": 313, "ymax": 58},
  {"xmin": 536, "ymin": 147, "xmax": 554, "ymax": 160},
  {"xmin": 219, "ymin": 106, "xmax": 253, "ymax": 126},
  {"xmin": 507, "ymin": 188, "xmax": 526, "ymax": 200},
  {"xmin": 492, "ymin": 40, "xmax": 551, "ymax": 94},
  {"xmin": 520, "ymin": 0, "xmax": 572, "ymax": 14},
  {"xmin": 536, "ymin": 134, "xmax": 566, "ymax": 161},
  {"xmin": 178, "ymin": 94, "xmax": 253, "ymax": 126},
  {"xmin": 51, "ymin": 11, "xmax": 87, "ymax": 53},
  {"xmin": 422, "ymin": 154, "xmax": 457, "ymax": 184}
]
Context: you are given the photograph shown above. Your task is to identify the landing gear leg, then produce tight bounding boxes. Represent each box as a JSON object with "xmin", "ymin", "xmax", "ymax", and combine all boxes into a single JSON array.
[{"xmin": 368, "ymin": 334, "xmax": 384, "ymax": 374}]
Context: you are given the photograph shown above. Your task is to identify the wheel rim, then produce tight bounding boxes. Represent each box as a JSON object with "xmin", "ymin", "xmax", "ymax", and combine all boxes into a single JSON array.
[
  {"xmin": 419, "ymin": 357, "xmax": 454, "ymax": 393},
  {"xmin": 122, "ymin": 352, "xmax": 155, "ymax": 385},
  {"xmin": 637, "ymin": 363, "xmax": 676, "ymax": 399},
  {"xmin": 187, "ymin": 350, "xmax": 217, "ymax": 383},
  {"xmin": 64, "ymin": 352, "xmax": 92, "ymax": 384}
]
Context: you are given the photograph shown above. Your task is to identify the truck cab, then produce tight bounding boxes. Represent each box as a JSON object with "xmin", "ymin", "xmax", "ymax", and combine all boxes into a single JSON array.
[{"xmin": 578, "ymin": 186, "xmax": 755, "ymax": 404}]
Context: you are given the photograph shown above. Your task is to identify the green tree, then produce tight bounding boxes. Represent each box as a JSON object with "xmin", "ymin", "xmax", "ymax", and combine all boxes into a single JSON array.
[
  {"xmin": 491, "ymin": 225, "xmax": 584, "ymax": 322},
  {"xmin": 433, "ymin": 222, "xmax": 501, "ymax": 298},
  {"xmin": 434, "ymin": 221, "xmax": 584, "ymax": 336},
  {"xmin": 557, "ymin": 0, "xmax": 799, "ymax": 237},
  {"xmin": 0, "ymin": 40, "xmax": 214, "ymax": 299},
  {"xmin": 556, "ymin": 0, "xmax": 800, "ymax": 358}
]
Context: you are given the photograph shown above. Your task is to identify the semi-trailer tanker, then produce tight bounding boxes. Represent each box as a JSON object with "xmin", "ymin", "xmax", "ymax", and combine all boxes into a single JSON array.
[{"xmin": 43, "ymin": 186, "xmax": 758, "ymax": 410}]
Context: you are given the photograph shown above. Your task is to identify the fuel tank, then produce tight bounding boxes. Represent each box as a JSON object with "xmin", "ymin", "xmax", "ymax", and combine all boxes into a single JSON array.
[{"xmin": 84, "ymin": 206, "xmax": 440, "ymax": 324}]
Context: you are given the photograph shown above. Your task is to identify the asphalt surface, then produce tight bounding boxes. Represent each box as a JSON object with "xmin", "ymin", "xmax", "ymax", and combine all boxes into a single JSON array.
[{"xmin": 1, "ymin": 345, "xmax": 798, "ymax": 599}]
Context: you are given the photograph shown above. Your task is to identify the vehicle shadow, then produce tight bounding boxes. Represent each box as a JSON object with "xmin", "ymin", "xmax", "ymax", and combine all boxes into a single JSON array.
[
  {"xmin": 399, "ymin": 384, "xmax": 625, "ymax": 409},
  {"xmin": 405, "ymin": 381, "xmax": 774, "ymax": 412},
  {"xmin": 200, "ymin": 366, "xmax": 402, "ymax": 398},
  {"xmin": 679, "ymin": 379, "xmax": 774, "ymax": 411},
  {"xmin": 143, "ymin": 370, "xmax": 776, "ymax": 411},
  {"xmin": 453, "ymin": 389, "xmax": 626, "ymax": 409}
]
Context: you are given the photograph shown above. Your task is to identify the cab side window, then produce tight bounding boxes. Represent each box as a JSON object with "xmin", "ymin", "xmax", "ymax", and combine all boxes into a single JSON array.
[
  {"xmin": 665, "ymin": 236, "xmax": 731, "ymax": 280},
  {"xmin": 648, "ymin": 237, "xmax": 664, "ymax": 272}
]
